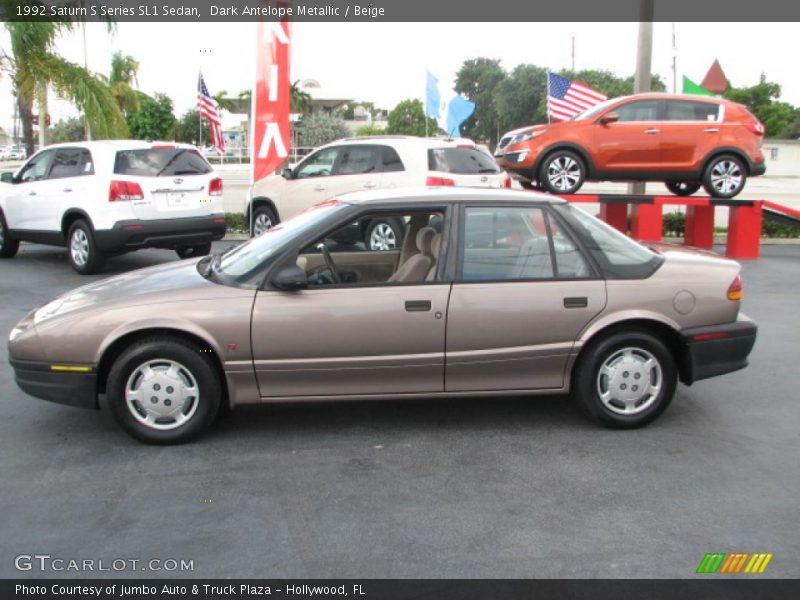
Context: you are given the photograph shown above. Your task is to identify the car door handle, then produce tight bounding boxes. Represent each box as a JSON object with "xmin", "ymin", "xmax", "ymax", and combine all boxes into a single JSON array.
[
  {"xmin": 364, "ymin": 182, "xmax": 377, "ymax": 189},
  {"xmin": 63, "ymin": 188, "xmax": 72, "ymax": 192},
  {"xmin": 313, "ymin": 185, "xmax": 326, "ymax": 192},
  {"xmin": 643, "ymin": 128, "xmax": 660, "ymax": 134},
  {"xmin": 405, "ymin": 300, "xmax": 432, "ymax": 312},
  {"xmin": 27, "ymin": 191, "xmax": 36, "ymax": 196},
  {"xmin": 704, "ymin": 128, "xmax": 719, "ymax": 133},
  {"xmin": 563, "ymin": 296, "xmax": 588, "ymax": 309}
]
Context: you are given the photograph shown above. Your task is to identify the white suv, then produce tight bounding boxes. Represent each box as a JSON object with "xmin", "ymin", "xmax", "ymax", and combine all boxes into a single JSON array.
[
  {"xmin": 0, "ymin": 141, "xmax": 226, "ymax": 274},
  {"xmin": 247, "ymin": 136, "xmax": 510, "ymax": 249}
]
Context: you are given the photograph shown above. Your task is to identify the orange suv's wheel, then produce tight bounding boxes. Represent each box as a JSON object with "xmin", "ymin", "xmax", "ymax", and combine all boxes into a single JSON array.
[
  {"xmin": 539, "ymin": 150, "xmax": 585, "ymax": 195},
  {"xmin": 702, "ymin": 155, "xmax": 746, "ymax": 198}
]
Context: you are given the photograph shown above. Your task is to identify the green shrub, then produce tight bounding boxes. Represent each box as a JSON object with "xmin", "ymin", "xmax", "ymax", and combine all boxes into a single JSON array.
[
  {"xmin": 224, "ymin": 212, "xmax": 247, "ymax": 233},
  {"xmin": 662, "ymin": 212, "xmax": 685, "ymax": 237},
  {"xmin": 762, "ymin": 218, "xmax": 800, "ymax": 238}
]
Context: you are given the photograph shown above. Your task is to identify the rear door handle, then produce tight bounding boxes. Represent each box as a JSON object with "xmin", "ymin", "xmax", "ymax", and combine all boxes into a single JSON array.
[
  {"xmin": 405, "ymin": 300, "xmax": 432, "ymax": 312},
  {"xmin": 704, "ymin": 128, "xmax": 719, "ymax": 133},
  {"xmin": 313, "ymin": 185, "xmax": 326, "ymax": 192},
  {"xmin": 643, "ymin": 128, "xmax": 660, "ymax": 134},
  {"xmin": 364, "ymin": 182, "xmax": 377, "ymax": 189},
  {"xmin": 63, "ymin": 188, "xmax": 72, "ymax": 192},
  {"xmin": 563, "ymin": 296, "xmax": 588, "ymax": 309},
  {"xmin": 28, "ymin": 191, "xmax": 37, "ymax": 196}
]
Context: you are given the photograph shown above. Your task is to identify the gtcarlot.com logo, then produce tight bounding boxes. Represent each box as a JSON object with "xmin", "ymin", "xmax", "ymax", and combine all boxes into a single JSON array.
[{"xmin": 696, "ymin": 552, "xmax": 773, "ymax": 574}]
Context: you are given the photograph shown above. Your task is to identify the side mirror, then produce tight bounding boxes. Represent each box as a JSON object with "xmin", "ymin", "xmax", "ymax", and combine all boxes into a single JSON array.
[
  {"xmin": 599, "ymin": 112, "xmax": 620, "ymax": 125},
  {"xmin": 272, "ymin": 264, "xmax": 308, "ymax": 291},
  {"xmin": 0, "ymin": 172, "xmax": 13, "ymax": 184},
  {"xmin": 282, "ymin": 167, "xmax": 293, "ymax": 179}
]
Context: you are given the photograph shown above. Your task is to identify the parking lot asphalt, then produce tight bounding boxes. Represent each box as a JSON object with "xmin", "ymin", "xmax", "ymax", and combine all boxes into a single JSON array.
[{"xmin": 0, "ymin": 241, "xmax": 798, "ymax": 579}]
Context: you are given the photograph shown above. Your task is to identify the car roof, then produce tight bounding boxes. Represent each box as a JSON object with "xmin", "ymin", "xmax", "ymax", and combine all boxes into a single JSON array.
[
  {"xmin": 324, "ymin": 135, "xmax": 479, "ymax": 149},
  {"xmin": 337, "ymin": 186, "xmax": 566, "ymax": 205},
  {"xmin": 610, "ymin": 92, "xmax": 725, "ymax": 105},
  {"xmin": 35, "ymin": 140, "xmax": 200, "ymax": 152}
]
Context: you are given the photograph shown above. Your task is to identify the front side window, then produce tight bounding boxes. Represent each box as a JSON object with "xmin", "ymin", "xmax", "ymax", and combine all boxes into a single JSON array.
[
  {"xmin": 664, "ymin": 100, "xmax": 720, "ymax": 122},
  {"xmin": 18, "ymin": 150, "xmax": 55, "ymax": 183},
  {"xmin": 614, "ymin": 100, "xmax": 660, "ymax": 122},
  {"xmin": 294, "ymin": 147, "xmax": 339, "ymax": 179}
]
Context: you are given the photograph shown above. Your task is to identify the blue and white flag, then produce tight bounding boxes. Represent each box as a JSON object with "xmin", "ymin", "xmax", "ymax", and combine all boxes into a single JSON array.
[{"xmin": 425, "ymin": 71, "xmax": 475, "ymax": 137}]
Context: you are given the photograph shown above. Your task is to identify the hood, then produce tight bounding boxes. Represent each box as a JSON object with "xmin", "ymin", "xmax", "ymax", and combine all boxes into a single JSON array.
[{"xmin": 33, "ymin": 259, "xmax": 214, "ymax": 323}]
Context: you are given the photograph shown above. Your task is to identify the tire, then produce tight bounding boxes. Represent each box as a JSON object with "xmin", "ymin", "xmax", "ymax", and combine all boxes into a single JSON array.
[
  {"xmin": 520, "ymin": 180, "xmax": 543, "ymax": 191},
  {"xmin": 702, "ymin": 154, "xmax": 747, "ymax": 199},
  {"xmin": 573, "ymin": 330, "xmax": 677, "ymax": 429},
  {"xmin": 0, "ymin": 212, "xmax": 19, "ymax": 258},
  {"xmin": 176, "ymin": 242, "xmax": 212, "ymax": 259},
  {"xmin": 67, "ymin": 219, "xmax": 105, "ymax": 275},
  {"xmin": 539, "ymin": 150, "xmax": 586, "ymax": 194},
  {"xmin": 665, "ymin": 181, "xmax": 701, "ymax": 197},
  {"xmin": 250, "ymin": 205, "xmax": 277, "ymax": 237},
  {"xmin": 365, "ymin": 218, "xmax": 404, "ymax": 251},
  {"xmin": 107, "ymin": 337, "xmax": 222, "ymax": 444}
]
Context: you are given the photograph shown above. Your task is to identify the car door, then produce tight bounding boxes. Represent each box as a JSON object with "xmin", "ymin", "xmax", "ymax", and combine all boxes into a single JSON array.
[
  {"xmin": 592, "ymin": 99, "xmax": 661, "ymax": 173},
  {"xmin": 250, "ymin": 207, "xmax": 450, "ymax": 398},
  {"xmin": 275, "ymin": 146, "xmax": 341, "ymax": 220},
  {"xmin": 445, "ymin": 204, "xmax": 606, "ymax": 392},
  {"xmin": 36, "ymin": 147, "xmax": 93, "ymax": 231},
  {"xmin": 659, "ymin": 99, "xmax": 723, "ymax": 172},
  {"xmin": 2, "ymin": 149, "xmax": 57, "ymax": 231},
  {"xmin": 328, "ymin": 144, "xmax": 383, "ymax": 195}
]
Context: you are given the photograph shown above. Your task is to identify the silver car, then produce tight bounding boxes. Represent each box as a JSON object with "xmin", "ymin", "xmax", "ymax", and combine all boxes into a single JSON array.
[{"xmin": 8, "ymin": 187, "xmax": 757, "ymax": 444}]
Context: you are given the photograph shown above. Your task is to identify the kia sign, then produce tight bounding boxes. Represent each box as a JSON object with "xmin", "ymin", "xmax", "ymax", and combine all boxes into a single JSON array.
[{"xmin": 251, "ymin": 7, "xmax": 291, "ymax": 183}]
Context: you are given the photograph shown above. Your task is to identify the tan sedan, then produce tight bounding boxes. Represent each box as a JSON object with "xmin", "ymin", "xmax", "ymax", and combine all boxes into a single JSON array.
[{"xmin": 8, "ymin": 188, "xmax": 757, "ymax": 444}]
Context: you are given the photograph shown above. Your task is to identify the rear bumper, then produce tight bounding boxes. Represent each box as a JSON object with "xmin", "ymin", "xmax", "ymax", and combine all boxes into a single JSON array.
[
  {"xmin": 10, "ymin": 359, "xmax": 98, "ymax": 410},
  {"xmin": 750, "ymin": 161, "xmax": 767, "ymax": 176},
  {"xmin": 94, "ymin": 215, "xmax": 227, "ymax": 252},
  {"xmin": 680, "ymin": 316, "xmax": 757, "ymax": 384}
]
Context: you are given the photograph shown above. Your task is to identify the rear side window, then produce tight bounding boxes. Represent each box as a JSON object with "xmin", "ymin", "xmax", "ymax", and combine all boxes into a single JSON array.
[
  {"xmin": 334, "ymin": 146, "xmax": 379, "ymax": 176},
  {"xmin": 664, "ymin": 100, "xmax": 720, "ymax": 122},
  {"xmin": 48, "ymin": 148, "xmax": 85, "ymax": 179},
  {"xmin": 114, "ymin": 148, "xmax": 212, "ymax": 177},
  {"xmin": 381, "ymin": 146, "xmax": 405, "ymax": 172},
  {"xmin": 429, "ymin": 147, "xmax": 501, "ymax": 174}
]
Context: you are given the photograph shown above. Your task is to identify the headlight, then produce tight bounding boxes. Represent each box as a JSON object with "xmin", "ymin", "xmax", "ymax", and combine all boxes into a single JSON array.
[{"xmin": 511, "ymin": 130, "xmax": 546, "ymax": 144}]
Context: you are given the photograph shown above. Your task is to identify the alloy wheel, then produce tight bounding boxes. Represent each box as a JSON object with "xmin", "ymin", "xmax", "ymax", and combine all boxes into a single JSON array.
[
  {"xmin": 369, "ymin": 222, "xmax": 397, "ymax": 250},
  {"xmin": 709, "ymin": 160, "xmax": 743, "ymax": 195},
  {"xmin": 546, "ymin": 156, "xmax": 582, "ymax": 191},
  {"xmin": 253, "ymin": 213, "xmax": 273, "ymax": 236},
  {"xmin": 70, "ymin": 228, "xmax": 90, "ymax": 267}
]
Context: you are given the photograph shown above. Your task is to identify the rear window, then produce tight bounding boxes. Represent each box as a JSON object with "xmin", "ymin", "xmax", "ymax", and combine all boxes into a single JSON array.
[
  {"xmin": 428, "ymin": 147, "xmax": 501, "ymax": 175},
  {"xmin": 114, "ymin": 148, "xmax": 212, "ymax": 177}
]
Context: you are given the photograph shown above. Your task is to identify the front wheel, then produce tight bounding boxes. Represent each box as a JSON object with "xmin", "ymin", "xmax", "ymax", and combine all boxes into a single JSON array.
[
  {"xmin": 665, "ymin": 181, "xmax": 701, "ymax": 196},
  {"xmin": 539, "ymin": 150, "xmax": 586, "ymax": 195},
  {"xmin": 0, "ymin": 212, "xmax": 19, "ymax": 258},
  {"xmin": 176, "ymin": 243, "xmax": 212, "ymax": 259},
  {"xmin": 250, "ymin": 205, "xmax": 278, "ymax": 237},
  {"xmin": 573, "ymin": 330, "xmax": 677, "ymax": 428},
  {"xmin": 107, "ymin": 337, "xmax": 222, "ymax": 444},
  {"xmin": 702, "ymin": 155, "xmax": 747, "ymax": 198},
  {"xmin": 67, "ymin": 219, "xmax": 105, "ymax": 275}
]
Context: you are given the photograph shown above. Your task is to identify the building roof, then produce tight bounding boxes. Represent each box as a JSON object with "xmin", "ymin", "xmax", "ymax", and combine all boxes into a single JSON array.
[{"xmin": 701, "ymin": 60, "xmax": 729, "ymax": 94}]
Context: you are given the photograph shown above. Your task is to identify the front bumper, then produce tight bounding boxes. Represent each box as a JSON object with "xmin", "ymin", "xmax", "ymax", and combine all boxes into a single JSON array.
[
  {"xmin": 10, "ymin": 359, "xmax": 98, "ymax": 409},
  {"xmin": 94, "ymin": 215, "xmax": 227, "ymax": 252},
  {"xmin": 680, "ymin": 316, "xmax": 757, "ymax": 384}
]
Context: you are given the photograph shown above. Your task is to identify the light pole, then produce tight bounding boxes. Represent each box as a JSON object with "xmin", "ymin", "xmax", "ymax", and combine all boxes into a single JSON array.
[{"xmin": 629, "ymin": 0, "xmax": 654, "ymax": 195}]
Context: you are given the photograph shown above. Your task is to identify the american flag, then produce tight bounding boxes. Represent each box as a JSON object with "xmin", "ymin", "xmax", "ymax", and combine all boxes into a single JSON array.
[
  {"xmin": 197, "ymin": 73, "xmax": 225, "ymax": 155},
  {"xmin": 547, "ymin": 72, "xmax": 608, "ymax": 122}
]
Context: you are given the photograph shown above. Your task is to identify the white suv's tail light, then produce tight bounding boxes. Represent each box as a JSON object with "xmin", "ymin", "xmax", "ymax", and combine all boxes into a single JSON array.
[
  {"xmin": 108, "ymin": 181, "xmax": 144, "ymax": 201},
  {"xmin": 209, "ymin": 177, "xmax": 223, "ymax": 196},
  {"xmin": 426, "ymin": 176, "xmax": 455, "ymax": 186}
]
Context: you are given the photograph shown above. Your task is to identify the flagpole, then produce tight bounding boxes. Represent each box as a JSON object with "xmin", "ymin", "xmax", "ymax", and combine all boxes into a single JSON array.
[{"xmin": 546, "ymin": 69, "xmax": 551, "ymax": 124}]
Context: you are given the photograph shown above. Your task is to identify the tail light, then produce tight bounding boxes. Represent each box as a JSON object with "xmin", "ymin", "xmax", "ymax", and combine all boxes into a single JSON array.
[
  {"xmin": 503, "ymin": 176, "xmax": 512, "ymax": 189},
  {"xmin": 426, "ymin": 176, "xmax": 455, "ymax": 186},
  {"xmin": 727, "ymin": 274, "xmax": 743, "ymax": 301},
  {"xmin": 743, "ymin": 122, "xmax": 764, "ymax": 136},
  {"xmin": 209, "ymin": 177, "xmax": 223, "ymax": 196},
  {"xmin": 108, "ymin": 180, "xmax": 144, "ymax": 202}
]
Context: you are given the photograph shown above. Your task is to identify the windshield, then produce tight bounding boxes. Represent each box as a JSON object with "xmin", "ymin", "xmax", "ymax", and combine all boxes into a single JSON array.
[
  {"xmin": 560, "ymin": 204, "xmax": 662, "ymax": 278},
  {"xmin": 205, "ymin": 201, "xmax": 348, "ymax": 287},
  {"xmin": 571, "ymin": 97, "xmax": 623, "ymax": 121}
]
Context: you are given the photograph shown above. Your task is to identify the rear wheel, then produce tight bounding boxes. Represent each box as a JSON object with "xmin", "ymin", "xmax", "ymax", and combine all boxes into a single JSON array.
[
  {"xmin": 365, "ymin": 218, "xmax": 404, "ymax": 251},
  {"xmin": 539, "ymin": 150, "xmax": 586, "ymax": 194},
  {"xmin": 665, "ymin": 181, "xmax": 701, "ymax": 196},
  {"xmin": 176, "ymin": 243, "xmax": 212, "ymax": 259},
  {"xmin": 107, "ymin": 337, "xmax": 222, "ymax": 444},
  {"xmin": 250, "ymin": 205, "xmax": 277, "ymax": 237},
  {"xmin": 702, "ymin": 154, "xmax": 747, "ymax": 198},
  {"xmin": 573, "ymin": 330, "xmax": 677, "ymax": 429},
  {"xmin": 519, "ymin": 180, "xmax": 543, "ymax": 191},
  {"xmin": 67, "ymin": 219, "xmax": 105, "ymax": 275},
  {"xmin": 0, "ymin": 212, "xmax": 19, "ymax": 258}
]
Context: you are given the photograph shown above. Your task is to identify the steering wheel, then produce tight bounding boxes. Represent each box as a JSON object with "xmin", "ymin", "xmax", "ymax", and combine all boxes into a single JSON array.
[{"xmin": 317, "ymin": 242, "xmax": 342, "ymax": 284}]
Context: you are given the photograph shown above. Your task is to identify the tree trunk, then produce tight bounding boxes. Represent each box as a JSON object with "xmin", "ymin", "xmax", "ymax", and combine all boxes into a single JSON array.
[
  {"xmin": 17, "ymin": 92, "xmax": 35, "ymax": 158},
  {"xmin": 37, "ymin": 81, "xmax": 48, "ymax": 148}
]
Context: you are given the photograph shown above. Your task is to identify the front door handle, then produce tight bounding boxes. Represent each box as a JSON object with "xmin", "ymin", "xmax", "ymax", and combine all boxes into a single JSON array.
[
  {"xmin": 704, "ymin": 128, "xmax": 719, "ymax": 133},
  {"xmin": 405, "ymin": 300, "xmax": 432, "ymax": 312},
  {"xmin": 643, "ymin": 128, "xmax": 660, "ymax": 134},
  {"xmin": 63, "ymin": 188, "xmax": 72, "ymax": 192},
  {"xmin": 364, "ymin": 182, "xmax": 377, "ymax": 189},
  {"xmin": 28, "ymin": 191, "xmax": 37, "ymax": 196},
  {"xmin": 313, "ymin": 185, "xmax": 326, "ymax": 192},
  {"xmin": 563, "ymin": 296, "xmax": 588, "ymax": 309}
]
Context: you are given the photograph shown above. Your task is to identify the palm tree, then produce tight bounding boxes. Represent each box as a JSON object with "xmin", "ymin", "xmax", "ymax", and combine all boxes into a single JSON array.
[
  {"xmin": 1, "ymin": 22, "xmax": 127, "ymax": 154},
  {"xmin": 106, "ymin": 52, "xmax": 140, "ymax": 115},
  {"xmin": 212, "ymin": 90, "xmax": 239, "ymax": 113},
  {"xmin": 290, "ymin": 80, "xmax": 312, "ymax": 115}
]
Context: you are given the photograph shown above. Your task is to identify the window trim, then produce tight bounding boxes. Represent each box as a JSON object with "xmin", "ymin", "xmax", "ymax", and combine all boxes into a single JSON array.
[{"xmin": 454, "ymin": 202, "xmax": 601, "ymax": 284}]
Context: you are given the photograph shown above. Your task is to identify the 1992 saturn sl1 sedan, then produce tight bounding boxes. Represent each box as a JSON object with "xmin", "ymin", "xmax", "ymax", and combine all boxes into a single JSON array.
[{"xmin": 8, "ymin": 187, "xmax": 757, "ymax": 444}]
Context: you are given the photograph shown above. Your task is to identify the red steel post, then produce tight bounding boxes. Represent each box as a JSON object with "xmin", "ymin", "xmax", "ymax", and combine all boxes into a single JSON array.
[
  {"xmin": 684, "ymin": 204, "xmax": 715, "ymax": 249},
  {"xmin": 631, "ymin": 203, "xmax": 663, "ymax": 242},
  {"xmin": 600, "ymin": 203, "xmax": 629, "ymax": 234},
  {"xmin": 726, "ymin": 201, "xmax": 763, "ymax": 259}
]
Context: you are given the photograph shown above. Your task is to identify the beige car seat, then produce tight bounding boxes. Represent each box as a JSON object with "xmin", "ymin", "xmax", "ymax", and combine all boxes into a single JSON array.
[{"xmin": 388, "ymin": 227, "xmax": 436, "ymax": 283}]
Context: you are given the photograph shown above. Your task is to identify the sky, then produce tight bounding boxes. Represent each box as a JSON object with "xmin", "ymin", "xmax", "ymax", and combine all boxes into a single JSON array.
[{"xmin": 1, "ymin": 21, "xmax": 798, "ymax": 135}]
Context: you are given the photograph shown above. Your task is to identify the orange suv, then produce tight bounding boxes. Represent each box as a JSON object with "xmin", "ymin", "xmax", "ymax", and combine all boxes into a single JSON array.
[{"xmin": 496, "ymin": 93, "xmax": 766, "ymax": 198}]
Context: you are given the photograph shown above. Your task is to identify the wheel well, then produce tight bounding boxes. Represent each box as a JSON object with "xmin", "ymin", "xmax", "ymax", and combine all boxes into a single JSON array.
[
  {"xmin": 537, "ymin": 145, "xmax": 593, "ymax": 179},
  {"xmin": 96, "ymin": 328, "xmax": 229, "ymax": 405},
  {"xmin": 702, "ymin": 150, "xmax": 751, "ymax": 176},
  {"xmin": 574, "ymin": 319, "xmax": 690, "ymax": 384},
  {"xmin": 61, "ymin": 211, "xmax": 92, "ymax": 239},
  {"xmin": 246, "ymin": 197, "xmax": 280, "ymax": 224}
]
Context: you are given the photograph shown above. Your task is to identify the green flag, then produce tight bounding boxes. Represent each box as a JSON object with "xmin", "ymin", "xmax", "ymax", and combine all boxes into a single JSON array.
[{"xmin": 682, "ymin": 76, "xmax": 715, "ymax": 97}]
